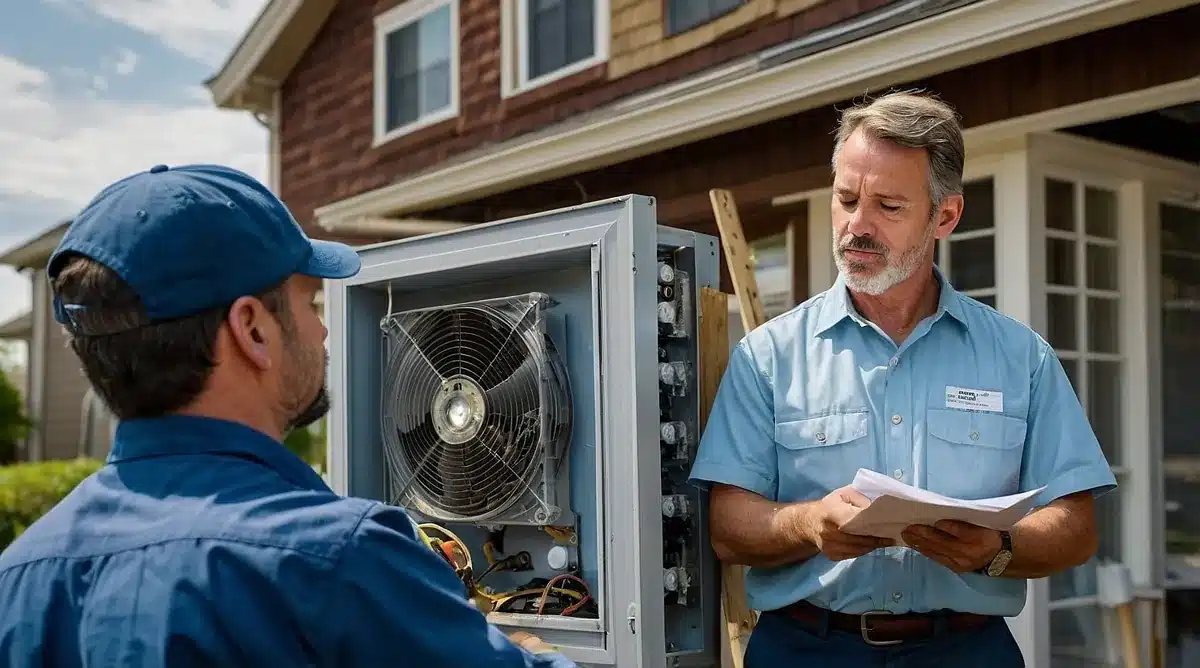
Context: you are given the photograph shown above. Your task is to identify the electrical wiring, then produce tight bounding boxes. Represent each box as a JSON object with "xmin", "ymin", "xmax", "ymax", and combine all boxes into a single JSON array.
[
  {"xmin": 416, "ymin": 521, "xmax": 596, "ymax": 617},
  {"xmin": 537, "ymin": 574, "xmax": 591, "ymax": 615}
]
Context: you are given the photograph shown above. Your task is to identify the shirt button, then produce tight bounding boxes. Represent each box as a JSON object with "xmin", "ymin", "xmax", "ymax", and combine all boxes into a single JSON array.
[
  {"xmin": 891, "ymin": 414, "xmax": 902, "ymax": 425},
  {"xmin": 815, "ymin": 432, "xmax": 826, "ymax": 443},
  {"xmin": 893, "ymin": 592, "xmax": 903, "ymax": 601},
  {"xmin": 893, "ymin": 469, "xmax": 904, "ymax": 480},
  {"xmin": 970, "ymin": 431, "xmax": 980, "ymax": 441}
]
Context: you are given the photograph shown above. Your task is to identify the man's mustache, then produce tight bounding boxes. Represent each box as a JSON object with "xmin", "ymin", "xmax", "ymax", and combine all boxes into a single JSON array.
[{"xmin": 839, "ymin": 235, "xmax": 887, "ymax": 254}]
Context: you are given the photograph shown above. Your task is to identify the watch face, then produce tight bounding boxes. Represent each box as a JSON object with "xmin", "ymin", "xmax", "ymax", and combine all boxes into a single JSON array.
[{"xmin": 987, "ymin": 551, "xmax": 1014, "ymax": 577}]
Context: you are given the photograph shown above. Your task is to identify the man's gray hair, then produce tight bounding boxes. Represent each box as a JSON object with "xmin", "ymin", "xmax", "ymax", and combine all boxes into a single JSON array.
[{"xmin": 831, "ymin": 90, "xmax": 966, "ymax": 210}]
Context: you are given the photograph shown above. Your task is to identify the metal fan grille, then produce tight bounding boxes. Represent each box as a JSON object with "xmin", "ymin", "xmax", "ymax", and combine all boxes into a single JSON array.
[{"xmin": 380, "ymin": 293, "xmax": 571, "ymax": 523}]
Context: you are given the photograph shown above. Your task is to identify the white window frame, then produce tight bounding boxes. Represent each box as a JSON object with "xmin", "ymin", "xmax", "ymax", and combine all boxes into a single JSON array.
[
  {"xmin": 373, "ymin": 0, "xmax": 461, "ymax": 146},
  {"xmin": 1023, "ymin": 131, "xmax": 1200, "ymax": 668},
  {"xmin": 501, "ymin": 0, "xmax": 610, "ymax": 98}
]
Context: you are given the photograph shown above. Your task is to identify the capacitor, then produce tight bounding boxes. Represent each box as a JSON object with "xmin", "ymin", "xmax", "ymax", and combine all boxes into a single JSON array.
[
  {"xmin": 547, "ymin": 545, "xmax": 570, "ymax": 571},
  {"xmin": 658, "ymin": 262, "xmax": 675, "ymax": 285},
  {"xmin": 664, "ymin": 568, "xmax": 680, "ymax": 592},
  {"xmin": 657, "ymin": 301, "xmax": 677, "ymax": 325},
  {"xmin": 658, "ymin": 362, "xmax": 676, "ymax": 385}
]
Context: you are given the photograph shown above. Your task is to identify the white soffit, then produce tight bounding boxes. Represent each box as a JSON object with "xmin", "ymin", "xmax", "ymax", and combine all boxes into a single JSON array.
[{"xmin": 315, "ymin": 0, "xmax": 1195, "ymax": 225}]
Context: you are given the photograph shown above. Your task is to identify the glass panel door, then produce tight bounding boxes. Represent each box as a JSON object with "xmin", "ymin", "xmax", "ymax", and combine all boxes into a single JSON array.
[
  {"xmin": 1159, "ymin": 201, "xmax": 1200, "ymax": 668},
  {"xmin": 1043, "ymin": 176, "xmax": 1126, "ymax": 667}
]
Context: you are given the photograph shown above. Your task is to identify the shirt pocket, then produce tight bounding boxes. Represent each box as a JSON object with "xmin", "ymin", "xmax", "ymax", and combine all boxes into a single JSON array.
[
  {"xmin": 775, "ymin": 411, "xmax": 872, "ymax": 501},
  {"xmin": 925, "ymin": 408, "xmax": 1027, "ymax": 499}
]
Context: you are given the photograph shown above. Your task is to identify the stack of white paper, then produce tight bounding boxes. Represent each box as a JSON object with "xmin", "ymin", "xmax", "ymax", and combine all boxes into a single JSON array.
[{"xmin": 839, "ymin": 468, "xmax": 1045, "ymax": 543}]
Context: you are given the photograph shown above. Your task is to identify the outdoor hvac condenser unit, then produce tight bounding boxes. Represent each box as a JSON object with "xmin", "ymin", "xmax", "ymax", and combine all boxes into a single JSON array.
[{"xmin": 324, "ymin": 195, "xmax": 723, "ymax": 668}]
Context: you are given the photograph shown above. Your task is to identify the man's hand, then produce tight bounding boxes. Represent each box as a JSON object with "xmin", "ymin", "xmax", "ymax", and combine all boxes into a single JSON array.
[
  {"xmin": 509, "ymin": 631, "xmax": 556, "ymax": 655},
  {"xmin": 805, "ymin": 486, "xmax": 893, "ymax": 561},
  {"xmin": 901, "ymin": 520, "xmax": 1002, "ymax": 573}
]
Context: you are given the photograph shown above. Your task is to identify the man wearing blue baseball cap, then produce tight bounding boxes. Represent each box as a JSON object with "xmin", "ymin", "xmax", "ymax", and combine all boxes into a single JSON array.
[{"xmin": 0, "ymin": 164, "xmax": 576, "ymax": 668}]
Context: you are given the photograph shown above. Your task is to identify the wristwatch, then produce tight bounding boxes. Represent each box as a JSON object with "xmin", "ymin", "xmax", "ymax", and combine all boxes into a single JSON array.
[{"xmin": 979, "ymin": 531, "xmax": 1013, "ymax": 577}]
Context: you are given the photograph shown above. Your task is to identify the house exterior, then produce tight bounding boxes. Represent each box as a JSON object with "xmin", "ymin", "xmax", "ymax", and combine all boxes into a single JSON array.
[
  {"xmin": 206, "ymin": 0, "xmax": 1200, "ymax": 665},
  {"xmin": 0, "ymin": 224, "xmax": 117, "ymax": 463}
]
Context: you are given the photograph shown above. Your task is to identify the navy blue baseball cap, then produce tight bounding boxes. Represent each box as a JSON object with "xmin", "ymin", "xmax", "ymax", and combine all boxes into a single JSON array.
[{"xmin": 47, "ymin": 163, "xmax": 360, "ymax": 334}]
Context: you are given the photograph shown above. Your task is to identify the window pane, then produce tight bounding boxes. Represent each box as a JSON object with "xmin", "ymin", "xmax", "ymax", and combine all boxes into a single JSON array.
[
  {"xmin": 385, "ymin": 6, "xmax": 452, "ymax": 131},
  {"xmin": 1050, "ymin": 606, "xmax": 1113, "ymax": 667},
  {"xmin": 1060, "ymin": 357, "xmax": 1080, "ymax": 397},
  {"xmin": 1085, "ymin": 243, "xmax": 1118, "ymax": 291},
  {"xmin": 668, "ymin": 0, "xmax": 739, "ymax": 34},
  {"xmin": 1049, "ymin": 489, "xmax": 1122, "ymax": 599},
  {"xmin": 752, "ymin": 236, "xmax": 791, "ymax": 320},
  {"xmin": 528, "ymin": 0, "xmax": 595, "ymax": 80},
  {"xmin": 974, "ymin": 294, "xmax": 996, "ymax": 309},
  {"xmin": 1047, "ymin": 237, "xmax": 1076, "ymax": 286},
  {"xmin": 957, "ymin": 178, "xmax": 995, "ymax": 233},
  {"xmin": 1047, "ymin": 293, "xmax": 1078, "ymax": 351},
  {"xmin": 1088, "ymin": 359, "xmax": 1121, "ymax": 466},
  {"xmin": 948, "ymin": 235, "xmax": 995, "ymax": 291},
  {"xmin": 1160, "ymin": 203, "xmax": 1200, "ymax": 668},
  {"xmin": 1162, "ymin": 203, "xmax": 1200, "ymax": 253},
  {"xmin": 1087, "ymin": 297, "xmax": 1119, "ymax": 354},
  {"xmin": 1084, "ymin": 186, "xmax": 1118, "ymax": 239},
  {"xmin": 1046, "ymin": 179, "xmax": 1076, "ymax": 232}
]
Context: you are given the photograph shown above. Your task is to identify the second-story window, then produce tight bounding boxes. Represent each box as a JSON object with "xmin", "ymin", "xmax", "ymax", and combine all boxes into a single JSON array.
[
  {"xmin": 666, "ymin": 0, "xmax": 742, "ymax": 35},
  {"xmin": 374, "ymin": 0, "xmax": 460, "ymax": 144},
  {"xmin": 506, "ymin": 0, "xmax": 609, "ymax": 96}
]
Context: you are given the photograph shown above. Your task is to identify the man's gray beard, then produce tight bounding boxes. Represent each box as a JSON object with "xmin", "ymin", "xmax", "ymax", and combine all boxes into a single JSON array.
[{"xmin": 833, "ymin": 221, "xmax": 936, "ymax": 296}]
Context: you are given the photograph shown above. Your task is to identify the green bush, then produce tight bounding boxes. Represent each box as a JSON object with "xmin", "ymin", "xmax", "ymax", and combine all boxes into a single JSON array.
[{"xmin": 0, "ymin": 458, "xmax": 103, "ymax": 549}]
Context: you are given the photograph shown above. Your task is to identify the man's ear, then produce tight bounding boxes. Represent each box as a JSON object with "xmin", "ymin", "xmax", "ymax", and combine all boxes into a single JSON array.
[
  {"xmin": 934, "ymin": 193, "xmax": 965, "ymax": 241},
  {"xmin": 226, "ymin": 296, "xmax": 275, "ymax": 371}
]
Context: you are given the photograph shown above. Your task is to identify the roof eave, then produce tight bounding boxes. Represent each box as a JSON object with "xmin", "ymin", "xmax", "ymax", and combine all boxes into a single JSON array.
[
  {"xmin": 205, "ymin": 0, "xmax": 337, "ymax": 113},
  {"xmin": 0, "ymin": 222, "xmax": 69, "ymax": 270}
]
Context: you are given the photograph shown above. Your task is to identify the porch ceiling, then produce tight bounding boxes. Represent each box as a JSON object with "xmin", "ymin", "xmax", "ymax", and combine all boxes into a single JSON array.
[{"xmin": 1065, "ymin": 99, "xmax": 1200, "ymax": 166}]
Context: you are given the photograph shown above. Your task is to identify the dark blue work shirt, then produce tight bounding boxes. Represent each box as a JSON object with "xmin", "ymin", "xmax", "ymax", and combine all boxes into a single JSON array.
[{"xmin": 0, "ymin": 415, "xmax": 577, "ymax": 668}]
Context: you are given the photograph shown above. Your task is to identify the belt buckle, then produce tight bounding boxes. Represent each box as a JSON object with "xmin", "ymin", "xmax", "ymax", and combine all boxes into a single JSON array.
[{"xmin": 860, "ymin": 610, "xmax": 904, "ymax": 647}]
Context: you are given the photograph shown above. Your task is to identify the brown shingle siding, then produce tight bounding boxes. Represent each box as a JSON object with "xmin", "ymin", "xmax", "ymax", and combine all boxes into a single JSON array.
[{"xmin": 279, "ymin": 0, "xmax": 871, "ymax": 229}]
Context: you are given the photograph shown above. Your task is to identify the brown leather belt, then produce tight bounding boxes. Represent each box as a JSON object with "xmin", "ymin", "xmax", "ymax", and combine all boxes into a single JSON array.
[{"xmin": 780, "ymin": 600, "xmax": 993, "ymax": 646}]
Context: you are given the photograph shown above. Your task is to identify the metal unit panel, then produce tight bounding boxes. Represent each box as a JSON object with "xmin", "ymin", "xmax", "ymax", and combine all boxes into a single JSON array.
[{"xmin": 324, "ymin": 195, "xmax": 721, "ymax": 668}]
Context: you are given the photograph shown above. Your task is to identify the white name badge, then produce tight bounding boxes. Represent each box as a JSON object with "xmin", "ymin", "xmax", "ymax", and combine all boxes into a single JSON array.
[{"xmin": 945, "ymin": 386, "xmax": 1003, "ymax": 413}]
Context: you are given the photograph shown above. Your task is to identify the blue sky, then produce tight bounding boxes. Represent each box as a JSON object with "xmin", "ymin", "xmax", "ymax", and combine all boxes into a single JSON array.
[{"xmin": 0, "ymin": 0, "xmax": 270, "ymax": 327}]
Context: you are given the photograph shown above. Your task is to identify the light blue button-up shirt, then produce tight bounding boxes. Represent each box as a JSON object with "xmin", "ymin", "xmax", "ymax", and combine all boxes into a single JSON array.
[{"xmin": 689, "ymin": 268, "xmax": 1117, "ymax": 617}]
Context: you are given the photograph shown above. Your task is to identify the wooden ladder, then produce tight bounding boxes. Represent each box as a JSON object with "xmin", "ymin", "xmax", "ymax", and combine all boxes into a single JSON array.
[{"xmin": 698, "ymin": 188, "xmax": 769, "ymax": 668}]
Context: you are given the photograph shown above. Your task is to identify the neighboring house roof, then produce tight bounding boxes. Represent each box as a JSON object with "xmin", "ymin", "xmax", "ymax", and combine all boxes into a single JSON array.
[
  {"xmin": 205, "ymin": 0, "xmax": 338, "ymax": 113},
  {"xmin": 0, "ymin": 310, "xmax": 31, "ymax": 340},
  {"xmin": 0, "ymin": 221, "xmax": 69, "ymax": 271}
]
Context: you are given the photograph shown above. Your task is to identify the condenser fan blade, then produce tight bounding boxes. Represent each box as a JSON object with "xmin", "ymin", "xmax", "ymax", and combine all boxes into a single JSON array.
[
  {"xmin": 484, "ymin": 354, "xmax": 541, "ymax": 414},
  {"xmin": 433, "ymin": 441, "xmax": 487, "ymax": 516},
  {"xmin": 379, "ymin": 293, "xmax": 572, "ymax": 523}
]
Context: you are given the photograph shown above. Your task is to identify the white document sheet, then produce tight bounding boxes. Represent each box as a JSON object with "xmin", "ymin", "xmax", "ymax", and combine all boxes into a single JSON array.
[{"xmin": 838, "ymin": 468, "xmax": 1045, "ymax": 543}]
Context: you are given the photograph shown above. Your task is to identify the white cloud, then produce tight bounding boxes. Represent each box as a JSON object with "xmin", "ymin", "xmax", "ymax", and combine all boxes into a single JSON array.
[
  {"xmin": 113, "ymin": 47, "xmax": 138, "ymax": 76},
  {"xmin": 0, "ymin": 53, "xmax": 267, "ymax": 328},
  {"xmin": 0, "ymin": 55, "xmax": 266, "ymax": 212},
  {"xmin": 49, "ymin": 0, "xmax": 269, "ymax": 68}
]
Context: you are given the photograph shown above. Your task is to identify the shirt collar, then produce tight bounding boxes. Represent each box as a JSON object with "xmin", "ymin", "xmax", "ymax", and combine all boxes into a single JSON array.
[
  {"xmin": 108, "ymin": 414, "xmax": 331, "ymax": 492},
  {"xmin": 815, "ymin": 264, "xmax": 968, "ymax": 335}
]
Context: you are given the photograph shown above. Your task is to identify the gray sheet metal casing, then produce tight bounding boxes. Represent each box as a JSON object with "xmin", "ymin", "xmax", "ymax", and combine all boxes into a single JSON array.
[{"xmin": 324, "ymin": 195, "xmax": 721, "ymax": 668}]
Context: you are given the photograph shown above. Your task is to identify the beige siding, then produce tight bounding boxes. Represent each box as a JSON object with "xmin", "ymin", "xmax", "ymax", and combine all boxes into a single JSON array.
[{"xmin": 27, "ymin": 270, "xmax": 93, "ymax": 460}]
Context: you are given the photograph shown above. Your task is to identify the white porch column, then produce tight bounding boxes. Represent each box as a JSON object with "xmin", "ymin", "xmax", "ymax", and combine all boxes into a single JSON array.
[
  {"xmin": 992, "ymin": 144, "xmax": 1052, "ymax": 668},
  {"xmin": 805, "ymin": 189, "xmax": 835, "ymax": 297}
]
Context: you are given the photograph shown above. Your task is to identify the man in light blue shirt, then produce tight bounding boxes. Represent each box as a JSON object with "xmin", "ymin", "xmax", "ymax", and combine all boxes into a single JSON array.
[{"xmin": 690, "ymin": 92, "xmax": 1116, "ymax": 667}]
